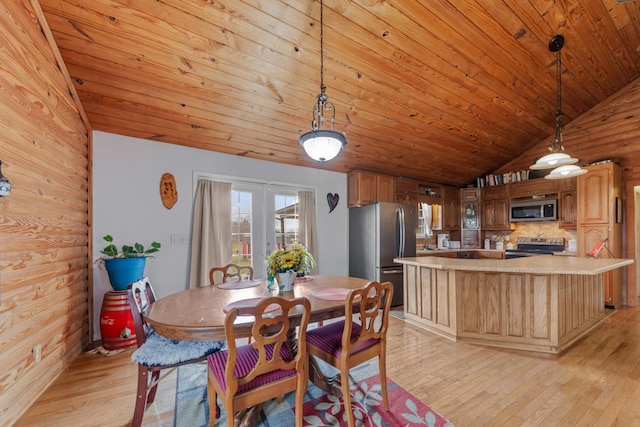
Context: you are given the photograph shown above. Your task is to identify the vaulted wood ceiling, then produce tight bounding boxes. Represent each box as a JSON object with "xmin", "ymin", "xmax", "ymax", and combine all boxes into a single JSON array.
[{"xmin": 39, "ymin": 0, "xmax": 640, "ymax": 187}]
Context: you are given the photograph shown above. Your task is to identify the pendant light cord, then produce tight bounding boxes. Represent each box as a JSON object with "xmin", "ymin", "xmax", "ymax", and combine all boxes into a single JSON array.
[{"xmin": 320, "ymin": 0, "xmax": 325, "ymax": 94}]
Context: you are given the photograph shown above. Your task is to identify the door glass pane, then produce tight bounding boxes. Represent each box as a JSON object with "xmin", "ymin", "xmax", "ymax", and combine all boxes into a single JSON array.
[
  {"xmin": 273, "ymin": 193, "xmax": 299, "ymax": 250},
  {"xmin": 231, "ymin": 190, "xmax": 252, "ymax": 267}
]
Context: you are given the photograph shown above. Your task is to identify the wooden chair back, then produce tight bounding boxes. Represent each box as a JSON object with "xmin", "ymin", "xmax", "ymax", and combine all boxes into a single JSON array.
[
  {"xmin": 208, "ymin": 297, "xmax": 311, "ymax": 426},
  {"xmin": 127, "ymin": 277, "xmax": 156, "ymax": 347},
  {"xmin": 209, "ymin": 263, "xmax": 254, "ymax": 286},
  {"xmin": 342, "ymin": 280, "xmax": 393, "ymax": 362}
]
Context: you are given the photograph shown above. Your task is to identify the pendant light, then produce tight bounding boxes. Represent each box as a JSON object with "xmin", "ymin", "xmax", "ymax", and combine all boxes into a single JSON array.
[
  {"xmin": 530, "ymin": 35, "xmax": 586, "ymax": 179},
  {"xmin": 299, "ymin": 0, "xmax": 347, "ymax": 163}
]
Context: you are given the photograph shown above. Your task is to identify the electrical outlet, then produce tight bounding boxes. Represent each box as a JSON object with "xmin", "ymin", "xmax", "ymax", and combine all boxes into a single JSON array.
[
  {"xmin": 33, "ymin": 343, "xmax": 42, "ymax": 363},
  {"xmin": 170, "ymin": 234, "xmax": 190, "ymax": 245}
]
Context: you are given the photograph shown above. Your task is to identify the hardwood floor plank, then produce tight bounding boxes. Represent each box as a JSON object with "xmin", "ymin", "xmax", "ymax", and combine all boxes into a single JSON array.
[{"xmin": 15, "ymin": 306, "xmax": 640, "ymax": 427}]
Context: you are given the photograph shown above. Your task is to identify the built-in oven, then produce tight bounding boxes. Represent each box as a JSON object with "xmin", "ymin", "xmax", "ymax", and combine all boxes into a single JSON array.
[{"xmin": 504, "ymin": 237, "xmax": 565, "ymax": 259}]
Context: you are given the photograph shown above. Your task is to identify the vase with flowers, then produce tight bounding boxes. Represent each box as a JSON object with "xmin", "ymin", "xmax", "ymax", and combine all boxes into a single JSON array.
[{"xmin": 266, "ymin": 243, "xmax": 316, "ymax": 291}]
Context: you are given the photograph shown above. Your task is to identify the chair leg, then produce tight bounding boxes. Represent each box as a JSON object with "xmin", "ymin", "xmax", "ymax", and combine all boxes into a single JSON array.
[
  {"xmin": 131, "ymin": 365, "xmax": 149, "ymax": 427},
  {"xmin": 206, "ymin": 374, "xmax": 218, "ymax": 427},
  {"xmin": 146, "ymin": 370, "xmax": 161, "ymax": 405},
  {"xmin": 378, "ymin": 355, "xmax": 389, "ymax": 410},
  {"xmin": 341, "ymin": 365, "xmax": 355, "ymax": 427}
]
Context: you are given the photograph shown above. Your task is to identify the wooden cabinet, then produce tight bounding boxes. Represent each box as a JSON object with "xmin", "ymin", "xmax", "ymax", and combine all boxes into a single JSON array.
[
  {"xmin": 347, "ymin": 170, "xmax": 394, "ymax": 207},
  {"xmin": 510, "ymin": 178, "xmax": 558, "ymax": 199},
  {"xmin": 481, "ymin": 199, "xmax": 510, "ymax": 230},
  {"xmin": 559, "ymin": 189, "xmax": 577, "ymax": 230},
  {"xmin": 442, "ymin": 186, "xmax": 460, "ymax": 230},
  {"xmin": 577, "ymin": 162, "xmax": 623, "ymax": 308},
  {"xmin": 394, "ymin": 178, "xmax": 418, "ymax": 205},
  {"xmin": 461, "ymin": 189, "xmax": 480, "ymax": 248}
]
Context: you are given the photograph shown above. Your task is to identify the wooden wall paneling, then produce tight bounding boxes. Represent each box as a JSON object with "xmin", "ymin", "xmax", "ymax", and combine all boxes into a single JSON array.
[
  {"xmin": 529, "ymin": 274, "xmax": 552, "ymax": 341},
  {"xmin": 0, "ymin": 0, "xmax": 91, "ymax": 424}
]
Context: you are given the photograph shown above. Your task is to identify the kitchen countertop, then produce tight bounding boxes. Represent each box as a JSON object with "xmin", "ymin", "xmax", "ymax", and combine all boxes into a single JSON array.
[
  {"xmin": 417, "ymin": 248, "xmax": 504, "ymax": 255},
  {"xmin": 395, "ymin": 255, "xmax": 633, "ymax": 275}
]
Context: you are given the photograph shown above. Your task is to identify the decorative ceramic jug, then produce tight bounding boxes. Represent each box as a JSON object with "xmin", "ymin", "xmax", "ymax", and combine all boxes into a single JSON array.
[{"xmin": 278, "ymin": 271, "xmax": 296, "ymax": 292}]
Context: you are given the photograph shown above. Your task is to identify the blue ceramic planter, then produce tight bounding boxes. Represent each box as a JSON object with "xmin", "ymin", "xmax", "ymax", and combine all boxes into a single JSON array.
[{"xmin": 104, "ymin": 257, "xmax": 146, "ymax": 291}]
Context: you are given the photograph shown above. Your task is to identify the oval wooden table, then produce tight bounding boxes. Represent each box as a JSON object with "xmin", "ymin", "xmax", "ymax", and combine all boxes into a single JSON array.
[
  {"xmin": 144, "ymin": 274, "xmax": 371, "ymax": 421},
  {"xmin": 144, "ymin": 275, "xmax": 369, "ymax": 341}
]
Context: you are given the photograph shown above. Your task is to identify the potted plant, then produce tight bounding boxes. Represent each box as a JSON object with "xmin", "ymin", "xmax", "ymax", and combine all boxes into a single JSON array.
[
  {"xmin": 98, "ymin": 235, "xmax": 161, "ymax": 291},
  {"xmin": 266, "ymin": 243, "xmax": 316, "ymax": 291}
]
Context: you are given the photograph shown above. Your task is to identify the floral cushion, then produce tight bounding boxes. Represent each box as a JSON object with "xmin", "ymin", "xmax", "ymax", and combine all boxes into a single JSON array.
[
  {"xmin": 208, "ymin": 343, "xmax": 296, "ymax": 393},
  {"xmin": 131, "ymin": 332, "xmax": 224, "ymax": 367},
  {"xmin": 306, "ymin": 320, "xmax": 379, "ymax": 357}
]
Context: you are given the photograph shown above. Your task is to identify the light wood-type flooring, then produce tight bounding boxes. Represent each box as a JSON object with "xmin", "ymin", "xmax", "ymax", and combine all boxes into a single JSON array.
[{"xmin": 15, "ymin": 305, "xmax": 640, "ymax": 426}]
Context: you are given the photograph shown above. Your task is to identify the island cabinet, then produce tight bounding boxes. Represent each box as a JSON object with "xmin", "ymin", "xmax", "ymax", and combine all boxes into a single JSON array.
[
  {"xmin": 577, "ymin": 162, "xmax": 623, "ymax": 307},
  {"xmin": 347, "ymin": 170, "xmax": 394, "ymax": 207},
  {"xmin": 397, "ymin": 256, "xmax": 632, "ymax": 353}
]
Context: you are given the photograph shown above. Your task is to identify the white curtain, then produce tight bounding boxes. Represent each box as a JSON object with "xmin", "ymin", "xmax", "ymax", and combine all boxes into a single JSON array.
[
  {"xmin": 298, "ymin": 190, "xmax": 318, "ymax": 274},
  {"xmin": 188, "ymin": 179, "xmax": 232, "ymax": 288},
  {"xmin": 421, "ymin": 202, "xmax": 433, "ymax": 238}
]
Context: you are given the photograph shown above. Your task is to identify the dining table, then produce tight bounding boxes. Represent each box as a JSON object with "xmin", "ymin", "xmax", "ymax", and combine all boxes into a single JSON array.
[{"xmin": 144, "ymin": 274, "xmax": 371, "ymax": 398}]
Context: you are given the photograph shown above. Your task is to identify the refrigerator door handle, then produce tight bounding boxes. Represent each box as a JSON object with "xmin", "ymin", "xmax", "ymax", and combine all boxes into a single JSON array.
[
  {"xmin": 397, "ymin": 207, "xmax": 405, "ymax": 258},
  {"xmin": 381, "ymin": 269, "xmax": 403, "ymax": 275}
]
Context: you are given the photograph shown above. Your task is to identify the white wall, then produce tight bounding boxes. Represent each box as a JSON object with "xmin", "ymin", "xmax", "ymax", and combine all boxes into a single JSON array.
[{"xmin": 92, "ymin": 131, "xmax": 349, "ymax": 338}]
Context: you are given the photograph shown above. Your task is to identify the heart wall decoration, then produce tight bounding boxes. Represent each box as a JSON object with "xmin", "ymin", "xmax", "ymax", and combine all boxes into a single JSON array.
[{"xmin": 326, "ymin": 193, "xmax": 339, "ymax": 213}]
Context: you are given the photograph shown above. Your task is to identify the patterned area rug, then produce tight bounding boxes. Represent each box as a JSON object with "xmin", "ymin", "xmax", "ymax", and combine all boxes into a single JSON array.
[{"xmin": 175, "ymin": 359, "xmax": 453, "ymax": 426}]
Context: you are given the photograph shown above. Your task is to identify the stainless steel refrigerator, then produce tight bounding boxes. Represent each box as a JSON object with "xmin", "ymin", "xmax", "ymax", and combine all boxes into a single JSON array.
[{"xmin": 349, "ymin": 202, "xmax": 417, "ymax": 307}]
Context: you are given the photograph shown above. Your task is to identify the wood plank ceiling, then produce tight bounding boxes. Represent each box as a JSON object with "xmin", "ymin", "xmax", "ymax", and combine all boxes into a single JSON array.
[{"xmin": 39, "ymin": 0, "xmax": 640, "ymax": 187}]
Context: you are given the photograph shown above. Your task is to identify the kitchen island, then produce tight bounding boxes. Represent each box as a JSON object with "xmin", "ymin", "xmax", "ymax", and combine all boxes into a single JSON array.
[{"xmin": 394, "ymin": 255, "xmax": 633, "ymax": 354}]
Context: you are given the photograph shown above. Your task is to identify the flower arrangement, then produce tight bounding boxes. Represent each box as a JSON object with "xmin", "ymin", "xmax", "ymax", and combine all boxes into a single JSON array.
[{"xmin": 266, "ymin": 242, "xmax": 316, "ymax": 278}]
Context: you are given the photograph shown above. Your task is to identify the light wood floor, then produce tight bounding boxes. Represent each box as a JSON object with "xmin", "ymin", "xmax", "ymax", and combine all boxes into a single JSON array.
[{"xmin": 15, "ymin": 305, "xmax": 640, "ymax": 427}]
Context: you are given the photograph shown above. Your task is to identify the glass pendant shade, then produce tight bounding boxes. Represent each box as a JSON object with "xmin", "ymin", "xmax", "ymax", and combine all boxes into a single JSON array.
[
  {"xmin": 545, "ymin": 164, "xmax": 588, "ymax": 179},
  {"xmin": 530, "ymin": 152, "xmax": 578, "ymax": 170},
  {"xmin": 299, "ymin": 130, "xmax": 346, "ymax": 162}
]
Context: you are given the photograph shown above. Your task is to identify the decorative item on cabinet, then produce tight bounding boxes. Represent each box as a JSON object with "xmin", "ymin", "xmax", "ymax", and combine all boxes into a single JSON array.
[{"xmin": 0, "ymin": 160, "xmax": 11, "ymax": 197}]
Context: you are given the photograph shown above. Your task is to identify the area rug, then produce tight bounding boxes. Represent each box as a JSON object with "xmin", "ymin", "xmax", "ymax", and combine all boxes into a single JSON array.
[{"xmin": 175, "ymin": 359, "xmax": 453, "ymax": 427}]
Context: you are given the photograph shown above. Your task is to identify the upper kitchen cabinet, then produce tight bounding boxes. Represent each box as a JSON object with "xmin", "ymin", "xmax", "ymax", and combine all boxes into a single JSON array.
[
  {"xmin": 442, "ymin": 186, "xmax": 460, "ymax": 231},
  {"xmin": 510, "ymin": 178, "xmax": 558, "ymax": 199},
  {"xmin": 481, "ymin": 185, "xmax": 511, "ymax": 230},
  {"xmin": 559, "ymin": 177, "xmax": 577, "ymax": 230},
  {"xmin": 577, "ymin": 163, "xmax": 621, "ymax": 225},
  {"xmin": 461, "ymin": 188, "xmax": 480, "ymax": 248},
  {"xmin": 394, "ymin": 177, "xmax": 419, "ymax": 205},
  {"xmin": 347, "ymin": 170, "xmax": 394, "ymax": 207}
]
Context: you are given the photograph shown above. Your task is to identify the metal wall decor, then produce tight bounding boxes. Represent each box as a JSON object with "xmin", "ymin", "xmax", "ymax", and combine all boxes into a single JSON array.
[
  {"xmin": 326, "ymin": 192, "xmax": 339, "ymax": 213},
  {"xmin": 160, "ymin": 173, "xmax": 177, "ymax": 209},
  {"xmin": 0, "ymin": 160, "xmax": 11, "ymax": 197}
]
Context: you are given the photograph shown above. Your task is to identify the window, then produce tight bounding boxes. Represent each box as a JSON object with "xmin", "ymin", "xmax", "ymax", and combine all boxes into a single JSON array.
[
  {"xmin": 230, "ymin": 190, "xmax": 252, "ymax": 266},
  {"xmin": 273, "ymin": 193, "xmax": 299, "ymax": 250}
]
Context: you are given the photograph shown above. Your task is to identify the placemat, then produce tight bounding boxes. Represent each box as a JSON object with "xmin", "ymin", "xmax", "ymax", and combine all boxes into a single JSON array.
[
  {"xmin": 295, "ymin": 276, "xmax": 313, "ymax": 282},
  {"xmin": 223, "ymin": 298, "xmax": 280, "ymax": 313},
  {"xmin": 311, "ymin": 287, "xmax": 360, "ymax": 301},
  {"xmin": 218, "ymin": 279, "xmax": 261, "ymax": 290}
]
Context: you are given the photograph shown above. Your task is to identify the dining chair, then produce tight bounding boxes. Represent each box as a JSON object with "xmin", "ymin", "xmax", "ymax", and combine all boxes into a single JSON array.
[
  {"xmin": 207, "ymin": 296, "xmax": 311, "ymax": 427},
  {"xmin": 305, "ymin": 280, "xmax": 394, "ymax": 427},
  {"xmin": 127, "ymin": 277, "xmax": 225, "ymax": 427},
  {"xmin": 209, "ymin": 263, "xmax": 254, "ymax": 285}
]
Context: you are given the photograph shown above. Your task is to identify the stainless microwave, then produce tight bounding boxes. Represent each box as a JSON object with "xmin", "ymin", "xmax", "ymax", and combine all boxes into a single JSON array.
[{"xmin": 509, "ymin": 199, "xmax": 557, "ymax": 222}]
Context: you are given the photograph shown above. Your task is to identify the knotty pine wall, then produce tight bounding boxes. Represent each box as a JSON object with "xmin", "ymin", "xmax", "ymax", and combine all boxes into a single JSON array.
[{"xmin": 0, "ymin": 1, "xmax": 91, "ymax": 425}]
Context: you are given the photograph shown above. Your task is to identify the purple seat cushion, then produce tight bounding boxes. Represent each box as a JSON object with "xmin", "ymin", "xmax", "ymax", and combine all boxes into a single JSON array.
[
  {"xmin": 306, "ymin": 320, "xmax": 379, "ymax": 358},
  {"xmin": 208, "ymin": 343, "xmax": 297, "ymax": 393}
]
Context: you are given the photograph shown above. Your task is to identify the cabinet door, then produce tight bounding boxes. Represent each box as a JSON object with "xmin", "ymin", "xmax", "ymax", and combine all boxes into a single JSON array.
[
  {"xmin": 481, "ymin": 200, "xmax": 495, "ymax": 228},
  {"xmin": 577, "ymin": 166, "xmax": 610, "ymax": 224},
  {"xmin": 347, "ymin": 171, "xmax": 377, "ymax": 207},
  {"xmin": 494, "ymin": 199, "xmax": 510, "ymax": 229},
  {"xmin": 559, "ymin": 191, "xmax": 577, "ymax": 230},
  {"xmin": 462, "ymin": 229, "xmax": 480, "ymax": 249},
  {"xmin": 377, "ymin": 175, "xmax": 395, "ymax": 203},
  {"xmin": 443, "ymin": 197, "xmax": 460, "ymax": 230}
]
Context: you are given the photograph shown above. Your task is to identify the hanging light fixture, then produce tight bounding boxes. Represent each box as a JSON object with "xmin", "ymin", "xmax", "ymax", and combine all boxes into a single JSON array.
[
  {"xmin": 299, "ymin": 0, "xmax": 346, "ymax": 163},
  {"xmin": 530, "ymin": 35, "xmax": 586, "ymax": 179}
]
